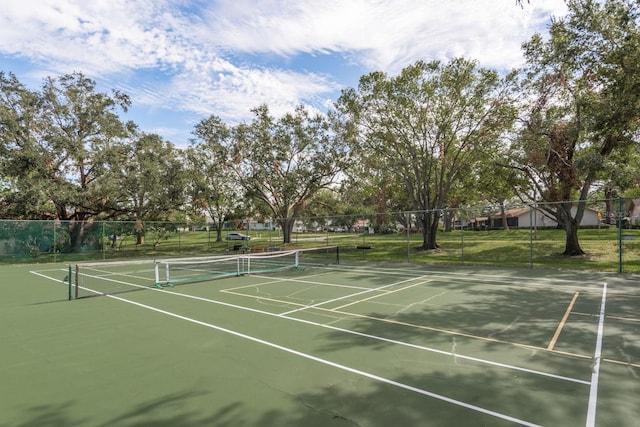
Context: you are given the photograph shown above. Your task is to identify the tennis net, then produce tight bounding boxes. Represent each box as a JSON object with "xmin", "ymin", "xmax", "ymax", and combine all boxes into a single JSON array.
[
  {"xmin": 73, "ymin": 246, "xmax": 339, "ymax": 298},
  {"xmin": 74, "ymin": 259, "xmax": 157, "ymax": 298},
  {"xmin": 155, "ymin": 246, "xmax": 339, "ymax": 287}
]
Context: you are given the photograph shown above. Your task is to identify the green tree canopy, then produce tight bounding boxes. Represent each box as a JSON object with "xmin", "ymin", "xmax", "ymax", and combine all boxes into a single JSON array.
[
  {"xmin": 337, "ymin": 58, "xmax": 517, "ymax": 250},
  {"xmin": 508, "ymin": 0, "xmax": 640, "ymax": 255},
  {"xmin": 0, "ymin": 72, "xmax": 134, "ymax": 250},
  {"xmin": 231, "ymin": 104, "xmax": 351, "ymax": 244},
  {"xmin": 187, "ymin": 115, "xmax": 242, "ymax": 241},
  {"xmin": 0, "ymin": 72, "xmax": 51, "ymax": 218}
]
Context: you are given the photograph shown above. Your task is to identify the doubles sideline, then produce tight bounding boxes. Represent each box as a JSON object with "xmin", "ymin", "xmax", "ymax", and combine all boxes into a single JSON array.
[{"xmin": 106, "ymin": 291, "xmax": 543, "ymax": 427}]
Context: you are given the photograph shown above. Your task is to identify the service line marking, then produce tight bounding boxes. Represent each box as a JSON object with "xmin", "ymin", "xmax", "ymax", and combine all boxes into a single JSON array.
[
  {"xmin": 278, "ymin": 274, "xmax": 431, "ymax": 316},
  {"xmin": 33, "ymin": 268, "xmax": 594, "ymax": 384},
  {"xmin": 331, "ymin": 279, "xmax": 431, "ymax": 311},
  {"xmin": 106, "ymin": 292, "xmax": 543, "ymax": 427}
]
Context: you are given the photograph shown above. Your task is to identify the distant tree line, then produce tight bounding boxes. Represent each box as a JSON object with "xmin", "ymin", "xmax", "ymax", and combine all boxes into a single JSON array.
[{"xmin": 1, "ymin": 0, "xmax": 639, "ymax": 255}]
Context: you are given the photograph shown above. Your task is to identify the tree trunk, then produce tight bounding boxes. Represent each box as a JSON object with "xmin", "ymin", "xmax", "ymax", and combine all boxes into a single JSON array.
[
  {"xmin": 500, "ymin": 201, "xmax": 510, "ymax": 230},
  {"xmin": 419, "ymin": 211, "xmax": 440, "ymax": 250},
  {"xmin": 562, "ymin": 218, "xmax": 585, "ymax": 256},
  {"xmin": 280, "ymin": 217, "xmax": 296, "ymax": 244},
  {"xmin": 134, "ymin": 219, "xmax": 144, "ymax": 245},
  {"xmin": 214, "ymin": 219, "xmax": 224, "ymax": 242},
  {"xmin": 443, "ymin": 210, "xmax": 454, "ymax": 232},
  {"xmin": 559, "ymin": 204, "xmax": 585, "ymax": 256},
  {"xmin": 604, "ymin": 188, "xmax": 614, "ymax": 225},
  {"xmin": 67, "ymin": 220, "xmax": 99, "ymax": 252},
  {"xmin": 68, "ymin": 221, "xmax": 85, "ymax": 252}
]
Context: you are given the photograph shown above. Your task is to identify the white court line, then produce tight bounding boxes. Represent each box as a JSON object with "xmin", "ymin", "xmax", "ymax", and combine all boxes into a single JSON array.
[
  {"xmin": 105, "ymin": 292, "xmax": 543, "ymax": 427},
  {"xmin": 30, "ymin": 269, "xmax": 68, "ymax": 281},
  {"xmin": 279, "ymin": 274, "xmax": 431, "ymax": 316},
  {"xmin": 31, "ymin": 269, "xmax": 151, "ymax": 295},
  {"xmin": 178, "ymin": 286, "xmax": 591, "ymax": 385},
  {"xmin": 586, "ymin": 282, "xmax": 608, "ymax": 427},
  {"xmin": 316, "ymin": 264, "xmax": 605, "ymax": 290},
  {"xmin": 241, "ymin": 275, "xmax": 377, "ymax": 292},
  {"xmin": 30, "ymin": 269, "xmax": 590, "ymax": 385}
]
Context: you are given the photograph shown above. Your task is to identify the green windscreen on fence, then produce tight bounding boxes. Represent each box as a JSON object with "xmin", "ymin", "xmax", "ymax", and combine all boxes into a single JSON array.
[{"xmin": 2, "ymin": 198, "xmax": 638, "ymax": 273}]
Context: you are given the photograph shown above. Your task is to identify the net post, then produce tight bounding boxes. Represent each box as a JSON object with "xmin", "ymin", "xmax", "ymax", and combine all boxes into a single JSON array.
[
  {"xmin": 68, "ymin": 265, "xmax": 72, "ymax": 301},
  {"xmin": 154, "ymin": 261, "xmax": 160, "ymax": 287},
  {"xmin": 295, "ymin": 250, "xmax": 300, "ymax": 268}
]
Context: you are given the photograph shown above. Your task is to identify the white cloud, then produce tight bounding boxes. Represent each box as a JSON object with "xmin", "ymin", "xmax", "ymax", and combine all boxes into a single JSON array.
[
  {"xmin": 0, "ymin": 0, "xmax": 567, "ymax": 137},
  {"xmin": 1, "ymin": 0, "xmax": 223, "ymax": 76},
  {"xmin": 203, "ymin": 0, "xmax": 567, "ymax": 72},
  {"xmin": 165, "ymin": 62, "xmax": 337, "ymax": 122}
]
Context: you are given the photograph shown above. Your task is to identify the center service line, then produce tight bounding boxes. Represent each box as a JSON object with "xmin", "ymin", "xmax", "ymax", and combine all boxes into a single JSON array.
[
  {"xmin": 279, "ymin": 274, "xmax": 431, "ymax": 316},
  {"xmin": 585, "ymin": 282, "xmax": 608, "ymax": 427}
]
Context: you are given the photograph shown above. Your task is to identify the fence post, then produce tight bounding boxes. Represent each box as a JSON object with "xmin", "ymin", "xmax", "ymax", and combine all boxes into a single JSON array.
[
  {"xmin": 460, "ymin": 210, "xmax": 464, "ymax": 266},
  {"xmin": 618, "ymin": 197, "xmax": 623, "ymax": 273},
  {"xmin": 529, "ymin": 206, "xmax": 534, "ymax": 269},
  {"xmin": 102, "ymin": 222, "xmax": 105, "ymax": 260},
  {"xmin": 406, "ymin": 212, "xmax": 411, "ymax": 262},
  {"xmin": 53, "ymin": 223, "xmax": 57, "ymax": 263},
  {"xmin": 68, "ymin": 265, "xmax": 72, "ymax": 301}
]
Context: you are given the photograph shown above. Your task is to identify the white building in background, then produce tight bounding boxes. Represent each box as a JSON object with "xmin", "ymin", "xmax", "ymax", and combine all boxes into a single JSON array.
[
  {"xmin": 244, "ymin": 219, "xmax": 275, "ymax": 231},
  {"xmin": 470, "ymin": 206, "xmax": 600, "ymax": 230}
]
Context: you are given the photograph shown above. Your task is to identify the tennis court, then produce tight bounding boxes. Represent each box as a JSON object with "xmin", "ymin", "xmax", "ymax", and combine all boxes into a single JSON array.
[{"xmin": 2, "ymin": 250, "xmax": 639, "ymax": 426}]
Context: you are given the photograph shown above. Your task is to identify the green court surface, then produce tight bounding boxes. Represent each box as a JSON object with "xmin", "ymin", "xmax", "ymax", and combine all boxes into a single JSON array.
[{"xmin": 1, "ymin": 260, "xmax": 639, "ymax": 426}]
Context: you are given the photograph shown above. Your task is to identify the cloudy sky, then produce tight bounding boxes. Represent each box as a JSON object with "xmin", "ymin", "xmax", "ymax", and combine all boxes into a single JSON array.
[{"xmin": 0, "ymin": 0, "xmax": 567, "ymax": 146}]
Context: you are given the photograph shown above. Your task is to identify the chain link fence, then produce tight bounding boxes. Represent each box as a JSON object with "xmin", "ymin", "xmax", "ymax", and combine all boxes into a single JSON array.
[{"xmin": 1, "ymin": 198, "xmax": 639, "ymax": 273}]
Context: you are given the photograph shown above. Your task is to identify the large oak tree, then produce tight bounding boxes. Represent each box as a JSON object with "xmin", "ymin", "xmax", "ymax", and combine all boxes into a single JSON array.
[
  {"xmin": 508, "ymin": 0, "xmax": 640, "ymax": 255},
  {"xmin": 337, "ymin": 58, "xmax": 517, "ymax": 250},
  {"xmin": 187, "ymin": 115, "xmax": 241, "ymax": 242},
  {"xmin": 0, "ymin": 72, "xmax": 133, "ymax": 250},
  {"xmin": 231, "ymin": 105, "xmax": 351, "ymax": 244}
]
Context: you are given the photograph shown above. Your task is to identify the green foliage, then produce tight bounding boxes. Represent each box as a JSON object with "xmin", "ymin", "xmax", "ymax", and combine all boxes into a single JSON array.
[
  {"xmin": 187, "ymin": 115, "xmax": 242, "ymax": 241},
  {"xmin": 337, "ymin": 58, "xmax": 518, "ymax": 249},
  {"xmin": 109, "ymin": 132, "xmax": 186, "ymax": 221},
  {"xmin": 0, "ymin": 72, "xmax": 190, "ymax": 251},
  {"xmin": 231, "ymin": 105, "xmax": 352, "ymax": 243},
  {"xmin": 1, "ymin": 2, "xmax": 639, "ymax": 259},
  {"xmin": 512, "ymin": 0, "xmax": 640, "ymax": 255},
  {"xmin": 0, "ymin": 72, "xmax": 131, "ymax": 221}
]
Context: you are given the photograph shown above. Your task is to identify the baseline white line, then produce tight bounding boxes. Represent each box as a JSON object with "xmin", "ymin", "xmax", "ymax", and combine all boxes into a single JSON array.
[
  {"xmin": 31, "ymin": 269, "xmax": 589, "ymax": 385},
  {"xmin": 279, "ymin": 274, "xmax": 431, "ymax": 316},
  {"xmin": 127, "ymin": 283, "xmax": 591, "ymax": 384},
  {"xmin": 106, "ymin": 293, "xmax": 542, "ymax": 427},
  {"xmin": 586, "ymin": 282, "xmax": 608, "ymax": 427},
  {"xmin": 314, "ymin": 264, "xmax": 605, "ymax": 290}
]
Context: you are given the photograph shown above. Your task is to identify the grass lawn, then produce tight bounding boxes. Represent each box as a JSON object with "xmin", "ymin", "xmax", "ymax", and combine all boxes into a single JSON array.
[{"xmin": 2, "ymin": 226, "xmax": 639, "ymax": 274}]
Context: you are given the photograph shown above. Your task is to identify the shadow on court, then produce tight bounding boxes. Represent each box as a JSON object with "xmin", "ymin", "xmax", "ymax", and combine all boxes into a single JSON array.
[
  {"xmin": 3, "ymin": 264, "xmax": 639, "ymax": 427},
  {"xmin": 1, "ymin": 370, "xmax": 585, "ymax": 427}
]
